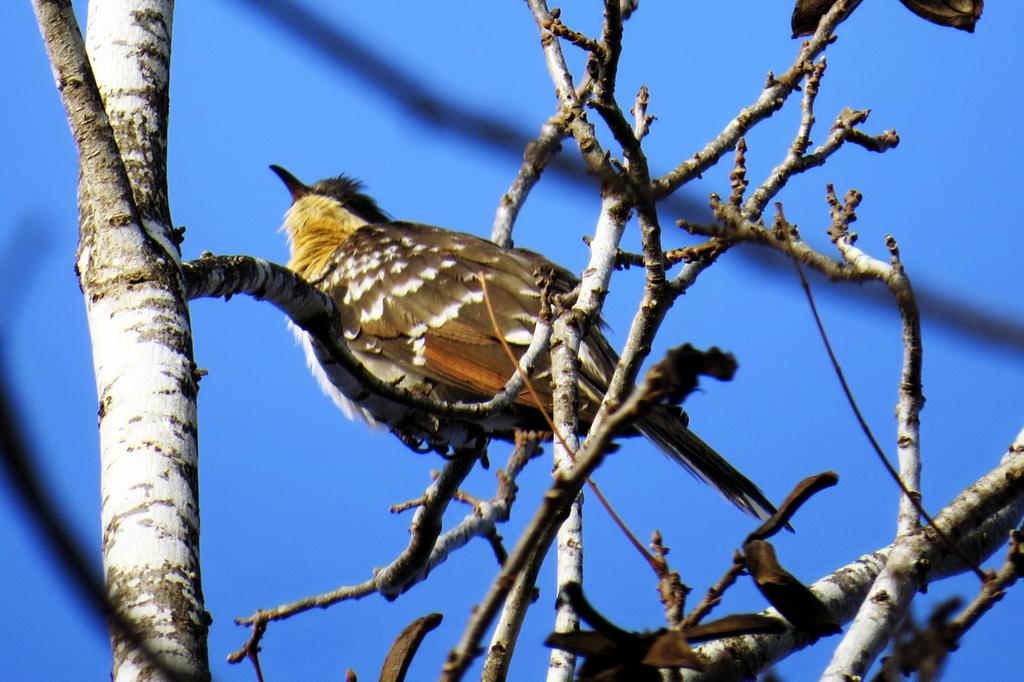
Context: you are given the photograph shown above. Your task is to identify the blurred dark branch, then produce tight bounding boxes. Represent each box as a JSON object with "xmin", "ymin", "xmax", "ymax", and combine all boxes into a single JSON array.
[
  {"xmin": 228, "ymin": 0, "xmax": 651, "ymax": 200},
  {"xmin": 0, "ymin": 359, "xmax": 184, "ymax": 681},
  {"xmin": 229, "ymin": 0, "xmax": 1024, "ymax": 358},
  {"xmin": 910, "ymin": 285, "xmax": 1024, "ymax": 357},
  {"xmin": 3, "ymin": 218, "xmax": 184, "ymax": 675},
  {"xmin": 232, "ymin": 0, "xmax": 518, "ymax": 150},
  {"xmin": 747, "ymin": 248, "xmax": 1024, "ymax": 358},
  {"xmin": 232, "ymin": 0, "xmax": 707, "ymax": 208}
]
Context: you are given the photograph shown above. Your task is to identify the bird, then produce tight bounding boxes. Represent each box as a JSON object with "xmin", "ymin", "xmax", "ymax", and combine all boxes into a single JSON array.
[{"xmin": 270, "ymin": 164, "xmax": 776, "ymax": 519}]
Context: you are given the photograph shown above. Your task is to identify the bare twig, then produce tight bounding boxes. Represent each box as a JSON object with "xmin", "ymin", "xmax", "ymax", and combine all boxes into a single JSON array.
[
  {"xmin": 544, "ymin": 11, "xmax": 605, "ymax": 58},
  {"xmin": 698, "ymin": 192, "xmax": 983, "ymax": 580},
  {"xmin": 824, "ymin": 188, "xmax": 923, "ymax": 535},
  {"xmin": 949, "ymin": 529, "xmax": 1024, "ymax": 641},
  {"xmin": 491, "ymin": 110, "xmax": 570, "ymax": 248},
  {"xmin": 526, "ymin": 0, "xmax": 620, "ymax": 186},
  {"xmin": 684, "ymin": 433, "xmax": 1024, "ymax": 680},
  {"xmin": 444, "ymin": 345, "xmax": 737, "ymax": 679},
  {"xmin": 547, "ymin": 307, "xmax": 585, "ymax": 682},
  {"xmin": 650, "ymin": 531, "xmax": 689, "ymax": 629},
  {"xmin": 729, "ymin": 138, "xmax": 749, "ymax": 206},
  {"xmin": 482, "ymin": 275, "xmax": 663, "ymax": 576},
  {"xmin": 482, "ymin": 541, "xmax": 547, "ymax": 682},
  {"xmin": 674, "ymin": 176, "xmax": 1003, "ymax": 678},
  {"xmin": 732, "ymin": 53, "xmax": 899, "ymax": 222},
  {"xmin": 233, "ymin": 448, "xmax": 479, "ymax": 627},
  {"xmin": 631, "ymin": 85, "xmax": 655, "ymax": 142},
  {"xmin": 490, "ymin": 74, "xmax": 595, "ymax": 248},
  {"xmin": 594, "ymin": 0, "xmax": 625, "ymax": 105},
  {"xmin": 230, "ymin": 436, "xmax": 542, "ymax": 661},
  {"xmin": 654, "ymin": 0, "xmax": 862, "ymax": 199},
  {"xmin": 746, "ymin": 105, "xmax": 899, "ymax": 220},
  {"xmin": 682, "ymin": 199, "xmax": 872, "ymax": 284},
  {"xmin": 682, "ymin": 551, "xmax": 748, "ymax": 630},
  {"xmin": 226, "ymin": 620, "xmax": 267, "ymax": 681},
  {"xmin": 479, "ymin": 271, "xmax": 670, "ymax": 680},
  {"xmin": 793, "ymin": 261, "xmax": 929, "ymax": 528},
  {"xmin": 390, "ymin": 472, "xmax": 481, "ymax": 512}
]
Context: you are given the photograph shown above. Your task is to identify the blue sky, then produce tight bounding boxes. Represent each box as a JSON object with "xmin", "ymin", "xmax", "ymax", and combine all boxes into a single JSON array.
[{"xmin": 4, "ymin": 2, "xmax": 1023, "ymax": 680}]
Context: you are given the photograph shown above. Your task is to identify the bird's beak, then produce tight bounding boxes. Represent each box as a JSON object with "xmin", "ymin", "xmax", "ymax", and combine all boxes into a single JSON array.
[{"xmin": 269, "ymin": 164, "xmax": 309, "ymax": 203}]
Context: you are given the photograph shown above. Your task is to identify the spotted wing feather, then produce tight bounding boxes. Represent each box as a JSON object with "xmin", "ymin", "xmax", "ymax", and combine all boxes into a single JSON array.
[
  {"xmin": 312, "ymin": 223, "xmax": 557, "ymax": 414},
  {"xmin": 311, "ymin": 221, "xmax": 776, "ymax": 519}
]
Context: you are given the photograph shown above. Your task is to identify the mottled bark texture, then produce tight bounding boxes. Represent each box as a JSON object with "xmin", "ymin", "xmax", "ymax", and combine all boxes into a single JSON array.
[{"xmin": 34, "ymin": 0, "xmax": 209, "ymax": 679}]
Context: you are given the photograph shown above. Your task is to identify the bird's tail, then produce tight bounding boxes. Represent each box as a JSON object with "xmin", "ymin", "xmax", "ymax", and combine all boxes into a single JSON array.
[{"xmin": 636, "ymin": 407, "xmax": 776, "ymax": 520}]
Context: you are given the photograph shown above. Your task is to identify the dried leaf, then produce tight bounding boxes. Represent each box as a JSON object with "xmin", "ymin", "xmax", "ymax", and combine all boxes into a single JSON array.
[
  {"xmin": 682, "ymin": 613, "xmax": 787, "ymax": 643},
  {"xmin": 641, "ymin": 630, "xmax": 704, "ymax": 669},
  {"xmin": 545, "ymin": 630, "xmax": 618, "ymax": 659},
  {"xmin": 897, "ymin": 0, "xmax": 983, "ymax": 32},
  {"xmin": 793, "ymin": 0, "xmax": 984, "ymax": 36},
  {"xmin": 747, "ymin": 471, "xmax": 839, "ymax": 542},
  {"xmin": 791, "ymin": 0, "xmax": 868, "ymax": 37},
  {"xmin": 791, "ymin": 0, "xmax": 843, "ymax": 37},
  {"xmin": 560, "ymin": 581, "xmax": 633, "ymax": 642},
  {"xmin": 644, "ymin": 345, "xmax": 737, "ymax": 406},
  {"xmin": 745, "ymin": 540, "xmax": 841, "ymax": 638},
  {"xmin": 546, "ymin": 582, "xmax": 706, "ymax": 678},
  {"xmin": 546, "ymin": 631, "xmax": 663, "ymax": 681},
  {"xmin": 378, "ymin": 613, "xmax": 443, "ymax": 682}
]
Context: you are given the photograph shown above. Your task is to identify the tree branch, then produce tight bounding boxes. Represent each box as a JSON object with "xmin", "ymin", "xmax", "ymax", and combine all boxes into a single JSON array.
[
  {"xmin": 654, "ymin": 0, "xmax": 862, "ymax": 200},
  {"xmin": 231, "ymin": 434, "xmax": 540, "ymax": 665},
  {"xmin": 443, "ymin": 345, "xmax": 735, "ymax": 680},
  {"xmin": 184, "ymin": 255, "xmax": 552, "ymax": 447},
  {"xmin": 685, "ymin": 431, "xmax": 1024, "ymax": 679}
]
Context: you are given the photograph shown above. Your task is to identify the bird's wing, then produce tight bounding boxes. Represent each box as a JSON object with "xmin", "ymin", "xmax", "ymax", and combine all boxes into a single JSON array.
[
  {"xmin": 312, "ymin": 222, "xmax": 776, "ymax": 518},
  {"xmin": 315, "ymin": 222, "xmax": 584, "ymax": 413}
]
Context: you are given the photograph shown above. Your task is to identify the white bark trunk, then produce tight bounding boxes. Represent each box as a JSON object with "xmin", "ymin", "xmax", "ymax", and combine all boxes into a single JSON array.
[{"xmin": 80, "ymin": 2, "xmax": 208, "ymax": 679}]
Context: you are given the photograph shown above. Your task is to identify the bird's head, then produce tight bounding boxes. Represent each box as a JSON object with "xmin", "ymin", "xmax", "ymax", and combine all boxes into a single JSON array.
[{"xmin": 269, "ymin": 164, "xmax": 390, "ymax": 280}]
